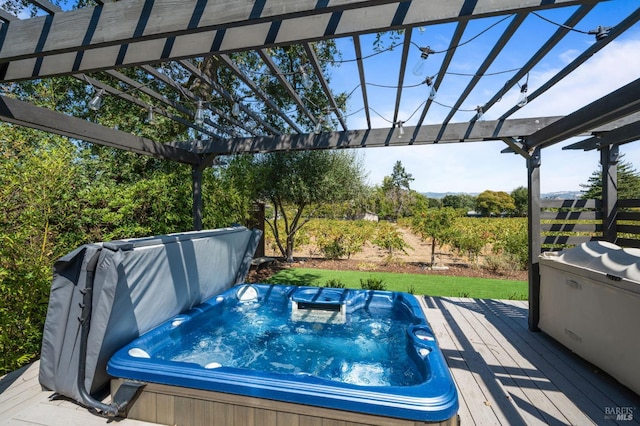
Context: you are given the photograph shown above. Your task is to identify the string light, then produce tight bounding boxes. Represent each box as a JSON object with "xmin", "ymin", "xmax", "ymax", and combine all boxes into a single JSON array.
[
  {"xmin": 300, "ymin": 66, "xmax": 313, "ymax": 89},
  {"xmin": 194, "ymin": 100, "xmax": 205, "ymax": 125},
  {"xmin": 397, "ymin": 121, "xmax": 405, "ymax": 139},
  {"xmin": 532, "ymin": 12, "xmax": 611, "ymax": 41},
  {"xmin": 516, "ymin": 83, "xmax": 528, "ymax": 108},
  {"xmin": 425, "ymin": 76, "xmax": 437, "ymax": 100},
  {"xmin": 88, "ymin": 89, "xmax": 104, "ymax": 111},
  {"xmin": 232, "ymin": 100, "xmax": 240, "ymax": 117},
  {"xmin": 146, "ymin": 106, "xmax": 156, "ymax": 125},
  {"xmin": 412, "ymin": 46, "xmax": 435, "ymax": 76},
  {"xmin": 475, "ymin": 105, "xmax": 484, "ymax": 121}
]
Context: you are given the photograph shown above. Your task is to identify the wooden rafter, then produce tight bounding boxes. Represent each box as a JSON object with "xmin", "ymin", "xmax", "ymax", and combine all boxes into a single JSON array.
[
  {"xmin": 0, "ymin": 0, "xmax": 596, "ymax": 82},
  {"xmin": 0, "ymin": 94, "xmax": 200, "ymax": 164}
]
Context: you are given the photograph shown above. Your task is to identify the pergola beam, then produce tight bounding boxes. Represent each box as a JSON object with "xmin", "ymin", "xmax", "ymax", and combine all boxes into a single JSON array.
[
  {"xmin": 525, "ymin": 77, "xmax": 640, "ymax": 149},
  {"xmin": 96, "ymin": 70, "xmax": 223, "ymax": 139},
  {"xmin": 500, "ymin": 6, "xmax": 640, "ymax": 120},
  {"xmin": 217, "ymin": 53, "xmax": 303, "ymax": 133},
  {"xmin": 0, "ymin": 95, "xmax": 200, "ymax": 164},
  {"xmin": 439, "ymin": 13, "xmax": 527, "ymax": 133},
  {"xmin": 563, "ymin": 120, "xmax": 640, "ymax": 151},
  {"xmin": 258, "ymin": 49, "xmax": 317, "ymax": 125},
  {"xmin": 481, "ymin": 4, "xmax": 595, "ymax": 116},
  {"xmin": 170, "ymin": 115, "xmax": 565, "ymax": 155},
  {"xmin": 178, "ymin": 59, "xmax": 278, "ymax": 136},
  {"xmin": 412, "ymin": 21, "xmax": 467, "ymax": 141},
  {"xmin": 352, "ymin": 36, "xmax": 371, "ymax": 129},
  {"xmin": 392, "ymin": 30, "xmax": 411, "ymax": 128},
  {"xmin": 0, "ymin": 0, "xmax": 598, "ymax": 82},
  {"xmin": 303, "ymin": 43, "xmax": 348, "ymax": 131}
]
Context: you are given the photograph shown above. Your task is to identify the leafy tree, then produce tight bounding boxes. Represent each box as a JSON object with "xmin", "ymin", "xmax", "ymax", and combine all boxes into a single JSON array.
[
  {"xmin": 510, "ymin": 186, "xmax": 528, "ymax": 216},
  {"xmin": 372, "ymin": 222, "xmax": 410, "ymax": 259},
  {"xmin": 475, "ymin": 190, "xmax": 515, "ymax": 217},
  {"xmin": 0, "ymin": 126, "xmax": 84, "ymax": 373},
  {"xmin": 411, "ymin": 207, "xmax": 459, "ymax": 267},
  {"xmin": 581, "ymin": 157, "xmax": 640, "ymax": 200},
  {"xmin": 375, "ymin": 161, "xmax": 415, "ymax": 220},
  {"xmin": 442, "ymin": 193, "xmax": 477, "ymax": 211},
  {"xmin": 250, "ymin": 150, "xmax": 365, "ymax": 262}
]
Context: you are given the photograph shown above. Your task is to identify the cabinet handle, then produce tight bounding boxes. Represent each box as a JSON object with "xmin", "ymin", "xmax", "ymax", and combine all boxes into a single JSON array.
[{"xmin": 565, "ymin": 279, "xmax": 582, "ymax": 289}]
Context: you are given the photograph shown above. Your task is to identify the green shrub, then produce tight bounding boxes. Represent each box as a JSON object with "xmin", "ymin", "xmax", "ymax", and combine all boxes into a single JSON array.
[
  {"xmin": 360, "ymin": 277, "xmax": 387, "ymax": 290},
  {"xmin": 324, "ymin": 278, "xmax": 346, "ymax": 288}
]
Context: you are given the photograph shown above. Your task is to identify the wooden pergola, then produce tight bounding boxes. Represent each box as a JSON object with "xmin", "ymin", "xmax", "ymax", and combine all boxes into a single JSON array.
[{"xmin": 2, "ymin": 0, "xmax": 640, "ymax": 332}]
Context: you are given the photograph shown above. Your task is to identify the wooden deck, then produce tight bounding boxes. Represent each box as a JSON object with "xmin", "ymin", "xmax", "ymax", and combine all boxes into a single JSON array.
[{"xmin": 2, "ymin": 297, "xmax": 639, "ymax": 425}]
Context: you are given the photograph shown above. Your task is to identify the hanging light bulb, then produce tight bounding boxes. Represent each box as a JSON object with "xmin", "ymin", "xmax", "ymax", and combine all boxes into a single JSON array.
[
  {"xmin": 475, "ymin": 106, "xmax": 484, "ymax": 121},
  {"xmin": 232, "ymin": 100, "xmax": 240, "ymax": 117},
  {"xmin": 314, "ymin": 119, "xmax": 323, "ymax": 135},
  {"xmin": 425, "ymin": 76, "xmax": 437, "ymax": 100},
  {"xmin": 88, "ymin": 88, "xmax": 104, "ymax": 111},
  {"xmin": 194, "ymin": 100, "xmax": 204, "ymax": 125},
  {"xmin": 516, "ymin": 83, "xmax": 528, "ymax": 108},
  {"xmin": 429, "ymin": 85, "xmax": 437, "ymax": 101},
  {"xmin": 300, "ymin": 66, "xmax": 313, "ymax": 90},
  {"xmin": 324, "ymin": 108, "xmax": 332, "ymax": 127},
  {"xmin": 412, "ymin": 46, "xmax": 434, "ymax": 76},
  {"xmin": 397, "ymin": 121, "xmax": 405, "ymax": 139},
  {"xmin": 146, "ymin": 106, "xmax": 156, "ymax": 125}
]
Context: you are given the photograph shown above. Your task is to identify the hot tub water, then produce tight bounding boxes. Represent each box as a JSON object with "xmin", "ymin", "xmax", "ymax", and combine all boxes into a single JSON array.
[{"xmin": 152, "ymin": 287, "xmax": 422, "ymax": 386}]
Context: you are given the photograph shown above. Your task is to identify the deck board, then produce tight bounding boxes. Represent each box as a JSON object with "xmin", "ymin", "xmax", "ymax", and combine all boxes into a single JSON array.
[{"xmin": 2, "ymin": 297, "xmax": 639, "ymax": 425}]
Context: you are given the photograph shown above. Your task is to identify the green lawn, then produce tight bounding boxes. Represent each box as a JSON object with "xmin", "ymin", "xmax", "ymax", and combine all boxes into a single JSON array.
[{"xmin": 264, "ymin": 268, "xmax": 528, "ymax": 300}]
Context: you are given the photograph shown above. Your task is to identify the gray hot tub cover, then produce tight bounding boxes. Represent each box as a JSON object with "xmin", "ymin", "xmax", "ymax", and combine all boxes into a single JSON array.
[{"xmin": 39, "ymin": 226, "xmax": 261, "ymax": 404}]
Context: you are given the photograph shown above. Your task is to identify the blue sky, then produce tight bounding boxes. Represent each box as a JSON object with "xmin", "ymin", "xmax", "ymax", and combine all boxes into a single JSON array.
[{"xmin": 326, "ymin": 1, "xmax": 640, "ymax": 194}]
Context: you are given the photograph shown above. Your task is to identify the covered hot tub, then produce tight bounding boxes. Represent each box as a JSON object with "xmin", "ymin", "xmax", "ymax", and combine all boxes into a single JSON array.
[
  {"xmin": 107, "ymin": 284, "xmax": 459, "ymax": 425},
  {"xmin": 539, "ymin": 241, "xmax": 640, "ymax": 395}
]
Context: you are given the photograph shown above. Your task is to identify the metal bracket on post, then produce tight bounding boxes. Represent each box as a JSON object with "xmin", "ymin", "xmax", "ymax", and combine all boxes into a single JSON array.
[{"xmin": 609, "ymin": 144, "xmax": 620, "ymax": 165}]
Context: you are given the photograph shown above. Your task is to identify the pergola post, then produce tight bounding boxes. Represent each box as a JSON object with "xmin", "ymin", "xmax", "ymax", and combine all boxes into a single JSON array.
[
  {"xmin": 527, "ymin": 147, "xmax": 542, "ymax": 332},
  {"xmin": 602, "ymin": 145, "xmax": 619, "ymax": 243},
  {"xmin": 192, "ymin": 165, "xmax": 203, "ymax": 231}
]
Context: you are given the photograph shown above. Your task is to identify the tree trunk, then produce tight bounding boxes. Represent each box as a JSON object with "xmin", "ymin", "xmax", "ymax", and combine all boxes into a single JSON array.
[
  {"xmin": 430, "ymin": 237, "xmax": 437, "ymax": 267},
  {"xmin": 286, "ymin": 235, "xmax": 295, "ymax": 263}
]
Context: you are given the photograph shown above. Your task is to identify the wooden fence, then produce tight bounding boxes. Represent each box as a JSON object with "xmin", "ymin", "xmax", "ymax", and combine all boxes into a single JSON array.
[{"xmin": 541, "ymin": 198, "xmax": 640, "ymax": 251}]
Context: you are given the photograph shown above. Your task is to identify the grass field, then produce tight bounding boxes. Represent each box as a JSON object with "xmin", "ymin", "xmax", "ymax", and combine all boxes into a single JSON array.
[{"xmin": 264, "ymin": 268, "xmax": 528, "ymax": 300}]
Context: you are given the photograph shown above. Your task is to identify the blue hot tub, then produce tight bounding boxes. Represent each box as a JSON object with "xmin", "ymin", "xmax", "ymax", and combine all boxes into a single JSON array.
[{"xmin": 108, "ymin": 284, "xmax": 458, "ymax": 423}]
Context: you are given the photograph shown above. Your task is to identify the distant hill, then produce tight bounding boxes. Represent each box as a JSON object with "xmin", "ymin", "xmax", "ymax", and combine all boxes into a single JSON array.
[
  {"xmin": 422, "ymin": 192, "xmax": 478, "ymax": 199},
  {"xmin": 422, "ymin": 191, "xmax": 583, "ymax": 199}
]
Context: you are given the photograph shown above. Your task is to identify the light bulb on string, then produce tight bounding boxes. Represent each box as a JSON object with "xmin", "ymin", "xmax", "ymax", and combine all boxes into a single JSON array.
[
  {"xmin": 194, "ymin": 100, "xmax": 204, "ymax": 125},
  {"xmin": 397, "ymin": 121, "xmax": 405, "ymax": 139},
  {"xmin": 146, "ymin": 106, "xmax": 156, "ymax": 125},
  {"xmin": 475, "ymin": 106, "xmax": 484, "ymax": 121},
  {"xmin": 232, "ymin": 100, "xmax": 240, "ymax": 117},
  {"xmin": 516, "ymin": 83, "xmax": 528, "ymax": 108},
  {"xmin": 412, "ymin": 46, "xmax": 434, "ymax": 76},
  {"xmin": 425, "ymin": 76, "xmax": 437, "ymax": 100},
  {"xmin": 300, "ymin": 66, "xmax": 313, "ymax": 90},
  {"xmin": 324, "ymin": 108, "xmax": 332, "ymax": 127},
  {"xmin": 314, "ymin": 117, "xmax": 323, "ymax": 135},
  {"xmin": 88, "ymin": 89, "xmax": 104, "ymax": 111}
]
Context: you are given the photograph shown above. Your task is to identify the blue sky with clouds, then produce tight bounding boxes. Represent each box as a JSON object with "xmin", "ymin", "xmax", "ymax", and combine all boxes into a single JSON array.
[{"xmin": 326, "ymin": 0, "xmax": 640, "ymax": 194}]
